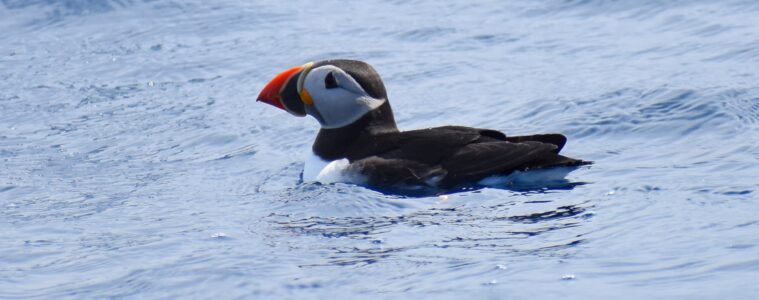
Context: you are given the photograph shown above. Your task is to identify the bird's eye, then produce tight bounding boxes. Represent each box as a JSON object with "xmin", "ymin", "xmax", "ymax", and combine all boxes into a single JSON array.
[{"xmin": 324, "ymin": 72, "xmax": 338, "ymax": 89}]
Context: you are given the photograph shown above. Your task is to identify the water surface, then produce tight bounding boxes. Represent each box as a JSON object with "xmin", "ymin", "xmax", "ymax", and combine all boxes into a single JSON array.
[{"xmin": 1, "ymin": 0, "xmax": 758, "ymax": 298}]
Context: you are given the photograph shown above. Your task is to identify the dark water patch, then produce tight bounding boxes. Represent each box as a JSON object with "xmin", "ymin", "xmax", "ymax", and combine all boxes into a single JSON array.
[
  {"xmin": 507, "ymin": 204, "xmax": 588, "ymax": 224},
  {"xmin": 524, "ymin": 0, "xmax": 697, "ymax": 18},
  {"xmin": 690, "ymin": 23, "xmax": 733, "ymax": 38},
  {"xmin": 395, "ymin": 27, "xmax": 457, "ymax": 42},
  {"xmin": 722, "ymin": 190, "xmax": 751, "ymax": 196},
  {"xmin": 211, "ymin": 144, "xmax": 257, "ymax": 161},
  {"xmin": 446, "ymin": 33, "xmax": 522, "ymax": 52},
  {"xmin": 270, "ymin": 214, "xmax": 400, "ymax": 239},
  {"xmin": 187, "ymin": 76, "xmax": 221, "ymax": 84},
  {"xmin": 704, "ymin": 44, "xmax": 759, "ymax": 62}
]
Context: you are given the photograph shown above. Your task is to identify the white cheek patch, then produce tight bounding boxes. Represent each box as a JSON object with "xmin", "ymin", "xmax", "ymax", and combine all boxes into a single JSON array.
[
  {"xmin": 316, "ymin": 89, "xmax": 361, "ymax": 125},
  {"xmin": 303, "ymin": 66, "xmax": 386, "ymax": 129}
]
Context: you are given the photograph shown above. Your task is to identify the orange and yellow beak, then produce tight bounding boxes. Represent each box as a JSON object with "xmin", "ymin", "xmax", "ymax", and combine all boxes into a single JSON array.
[{"xmin": 257, "ymin": 62, "xmax": 314, "ymax": 116}]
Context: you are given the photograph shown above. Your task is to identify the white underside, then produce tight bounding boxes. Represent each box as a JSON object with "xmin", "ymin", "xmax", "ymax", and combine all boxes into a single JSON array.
[
  {"xmin": 477, "ymin": 167, "xmax": 576, "ymax": 187},
  {"xmin": 303, "ymin": 152, "xmax": 353, "ymax": 183},
  {"xmin": 303, "ymin": 151, "xmax": 578, "ymax": 188}
]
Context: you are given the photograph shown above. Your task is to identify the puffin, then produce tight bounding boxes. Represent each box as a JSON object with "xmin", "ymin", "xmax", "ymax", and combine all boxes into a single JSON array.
[{"xmin": 257, "ymin": 59, "xmax": 590, "ymax": 191}]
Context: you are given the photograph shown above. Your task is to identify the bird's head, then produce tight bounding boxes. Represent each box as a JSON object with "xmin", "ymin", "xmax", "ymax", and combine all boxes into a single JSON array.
[{"xmin": 257, "ymin": 59, "xmax": 391, "ymax": 129}]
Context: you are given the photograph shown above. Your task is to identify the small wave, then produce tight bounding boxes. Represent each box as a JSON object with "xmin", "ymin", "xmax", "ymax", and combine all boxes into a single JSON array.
[
  {"xmin": 266, "ymin": 198, "xmax": 592, "ymax": 269},
  {"xmin": 564, "ymin": 87, "xmax": 757, "ymax": 139},
  {"xmin": 524, "ymin": 0, "xmax": 690, "ymax": 18},
  {"xmin": 3, "ymin": 0, "xmax": 147, "ymax": 29},
  {"xmin": 269, "ymin": 199, "xmax": 593, "ymax": 239},
  {"xmin": 395, "ymin": 27, "xmax": 456, "ymax": 42}
]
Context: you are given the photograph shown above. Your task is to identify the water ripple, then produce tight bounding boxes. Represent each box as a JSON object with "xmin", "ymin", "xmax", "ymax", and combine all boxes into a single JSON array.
[{"xmin": 2, "ymin": 0, "xmax": 759, "ymax": 298}]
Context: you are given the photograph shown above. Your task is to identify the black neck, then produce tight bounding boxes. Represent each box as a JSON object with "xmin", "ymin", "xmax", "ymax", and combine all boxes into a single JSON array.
[{"xmin": 312, "ymin": 101, "xmax": 398, "ymax": 160}]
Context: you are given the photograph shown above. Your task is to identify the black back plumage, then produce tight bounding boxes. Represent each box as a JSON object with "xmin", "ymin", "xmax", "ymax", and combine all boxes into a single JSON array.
[
  {"xmin": 316, "ymin": 124, "xmax": 589, "ymax": 188},
  {"xmin": 310, "ymin": 59, "xmax": 590, "ymax": 188}
]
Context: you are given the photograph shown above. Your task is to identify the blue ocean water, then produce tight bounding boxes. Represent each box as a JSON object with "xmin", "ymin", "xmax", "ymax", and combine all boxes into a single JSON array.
[{"xmin": 1, "ymin": 0, "xmax": 758, "ymax": 298}]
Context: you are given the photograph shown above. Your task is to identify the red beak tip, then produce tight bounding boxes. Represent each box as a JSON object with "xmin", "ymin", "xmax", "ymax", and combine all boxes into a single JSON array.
[
  {"xmin": 257, "ymin": 64, "xmax": 305, "ymax": 111},
  {"xmin": 257, "ymin": 95, "xmax": 285, "ymax": 110}
]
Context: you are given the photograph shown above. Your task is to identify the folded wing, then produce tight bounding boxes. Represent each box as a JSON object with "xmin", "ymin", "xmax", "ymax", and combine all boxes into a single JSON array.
[{"xmin": 346, "ymin": 126, "xmax": 588, "ymax": 187}]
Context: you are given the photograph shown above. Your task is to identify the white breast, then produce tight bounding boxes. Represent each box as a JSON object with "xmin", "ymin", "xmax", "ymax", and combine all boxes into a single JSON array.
[{"xmin": 303, "ymin": 152, "xmax": 352, "ymax": 183}]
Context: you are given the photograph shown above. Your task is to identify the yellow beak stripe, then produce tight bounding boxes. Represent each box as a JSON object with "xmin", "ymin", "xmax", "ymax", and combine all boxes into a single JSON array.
[
  {"xmin": 300, "ymin": 89, "xmax": 313, "ymax": 106},
  {"xmin": 297, "ymin": 61, "xmax": 315, "ymax": 106}
]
